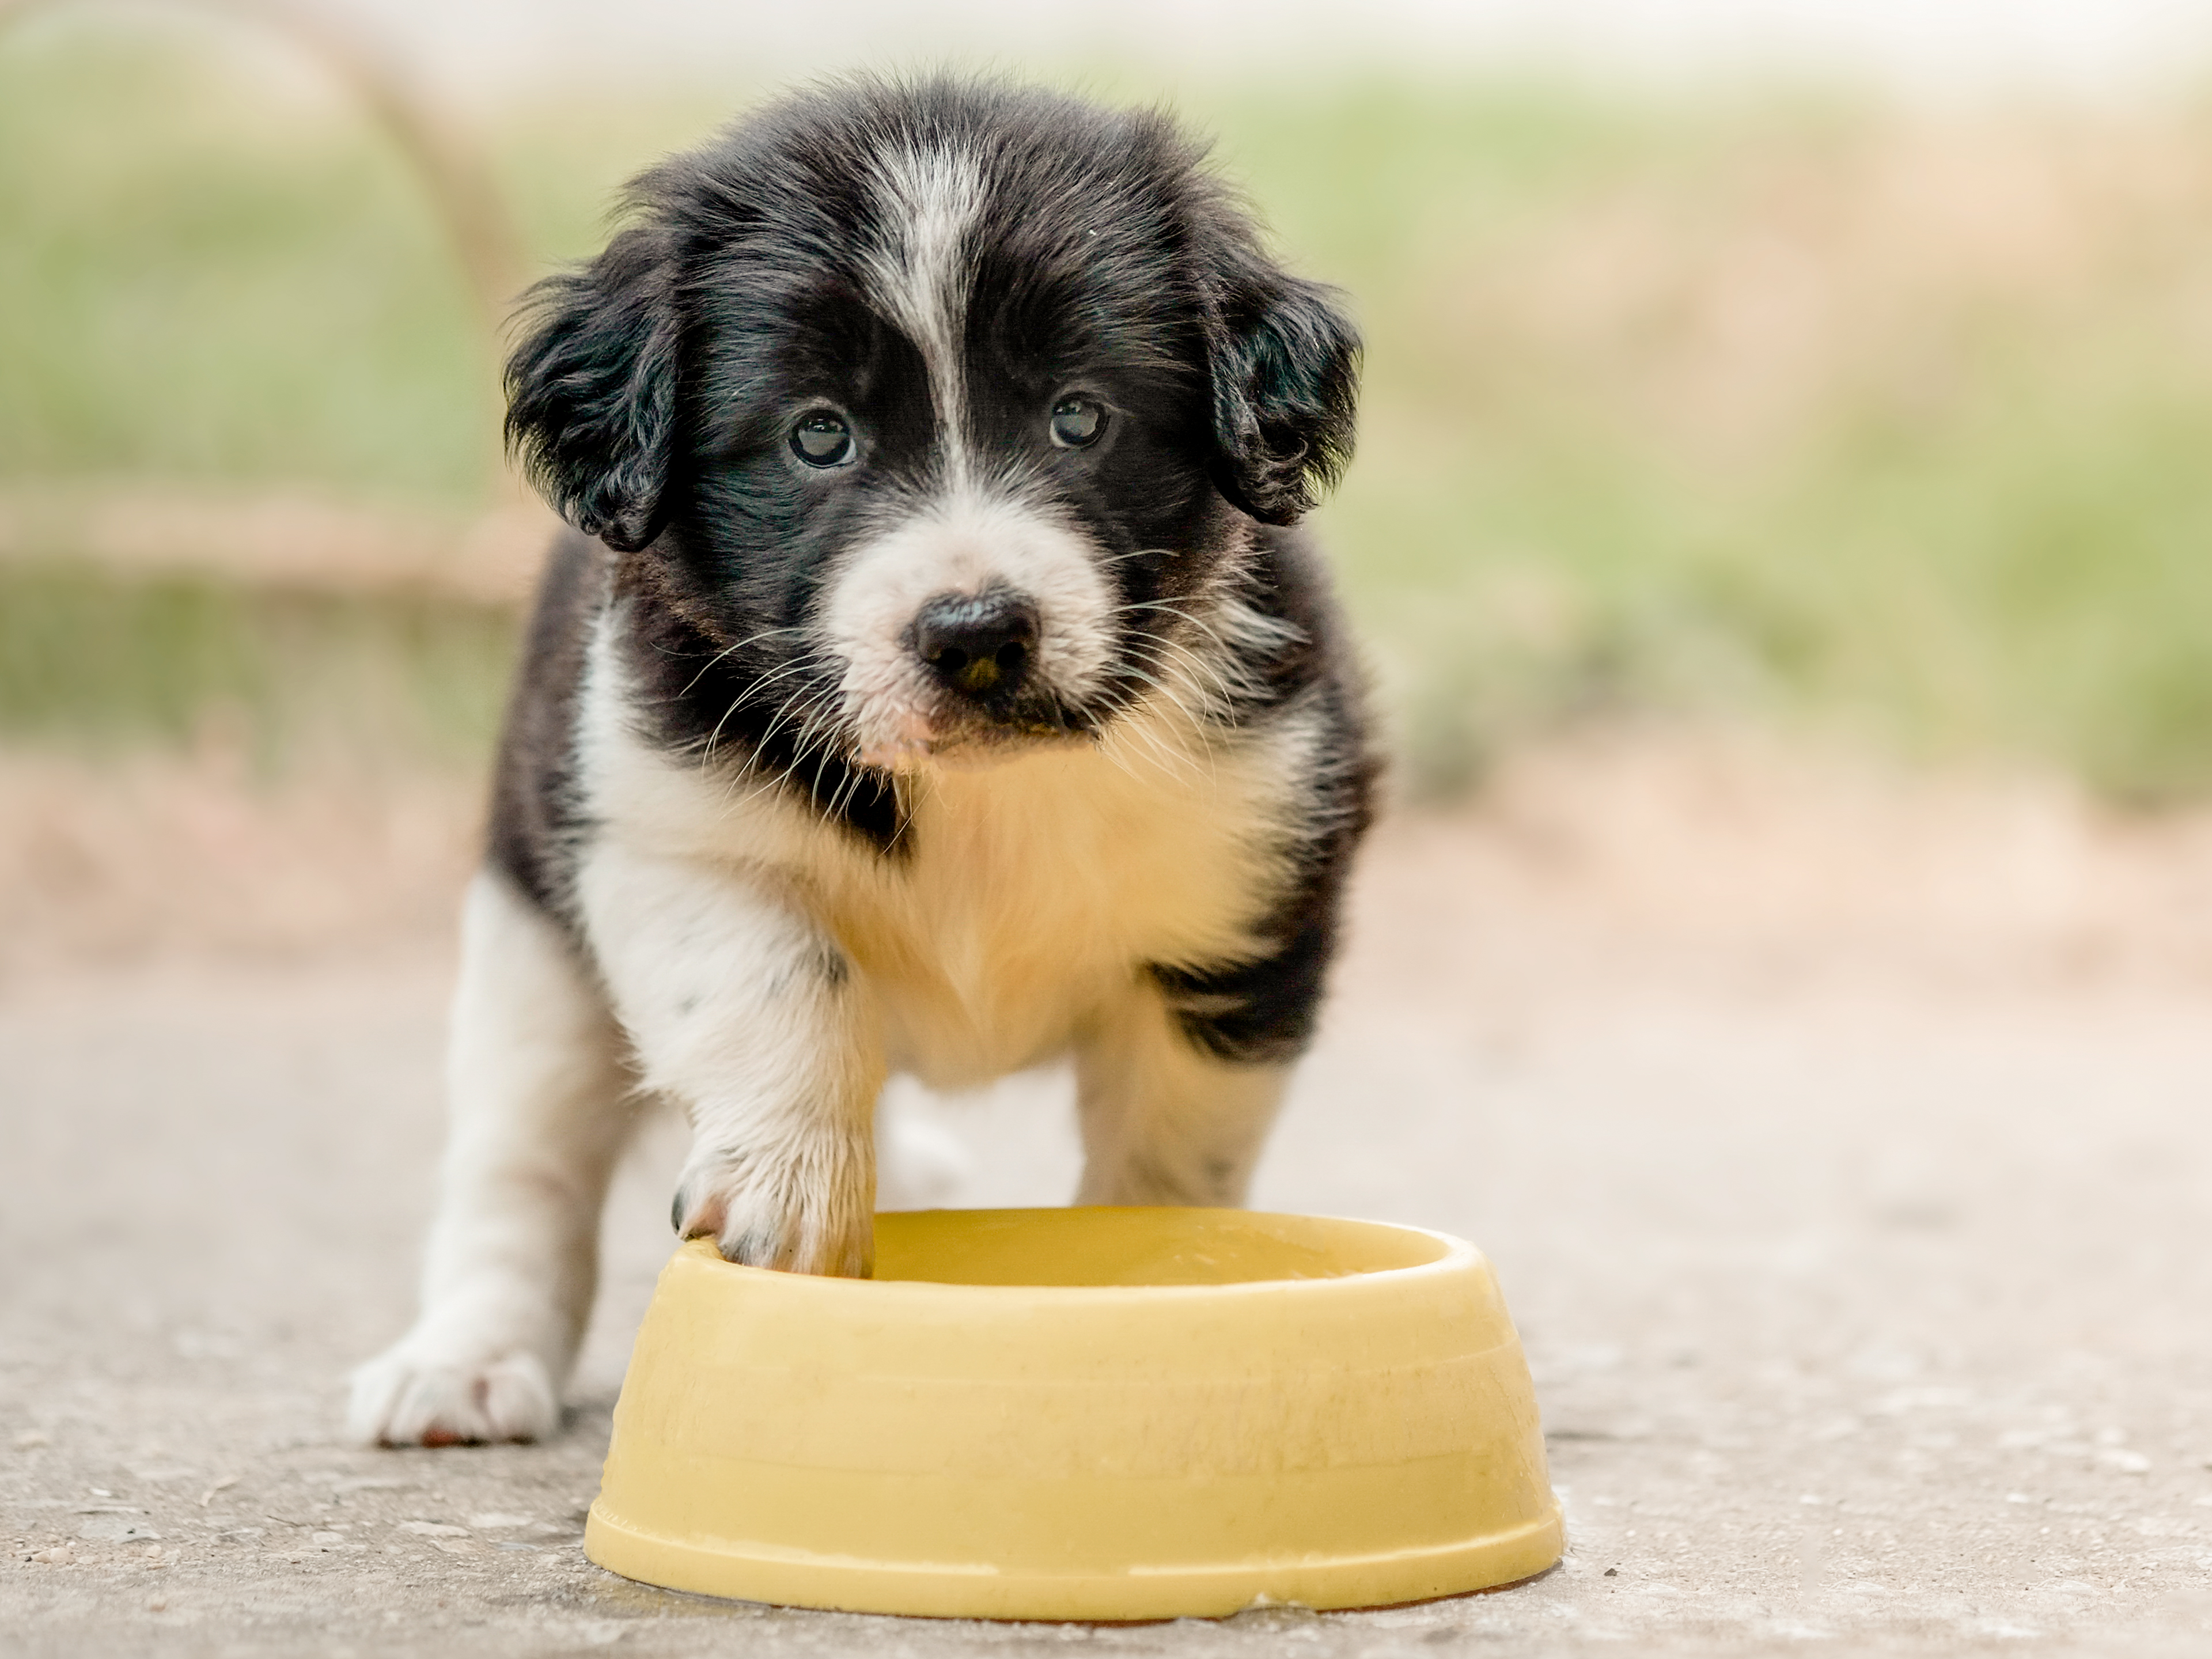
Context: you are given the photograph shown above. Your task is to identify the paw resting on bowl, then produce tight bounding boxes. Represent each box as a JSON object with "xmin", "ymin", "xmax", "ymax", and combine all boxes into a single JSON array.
[{"xmin": 671, "ymin": 1143, "xmax": 874, "ymax": 1278}]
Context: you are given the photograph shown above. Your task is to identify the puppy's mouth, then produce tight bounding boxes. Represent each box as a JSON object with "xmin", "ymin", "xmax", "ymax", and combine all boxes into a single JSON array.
[
  {"xmin": 855, "ymin": 693, "xmax": 1092, "ymax": 773},
  {"xmin": 847, "ymin": 584, "xmax": 1101, "ymax": 773}
]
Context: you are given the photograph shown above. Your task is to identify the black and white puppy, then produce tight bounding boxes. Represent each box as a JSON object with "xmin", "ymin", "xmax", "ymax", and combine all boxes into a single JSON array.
[{"xmin": 350, "ymin": 76, "xmax": 1375, "ymax": 1446}]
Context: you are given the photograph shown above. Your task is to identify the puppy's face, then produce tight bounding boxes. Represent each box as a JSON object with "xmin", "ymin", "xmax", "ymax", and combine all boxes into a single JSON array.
[
  {"xmin": 507, "ymin": 81, "xmax": 1358, "ymax": 778},
  {"xmin": 685, "ymin": 140, "xmax": 1227, "ymax": 772}
]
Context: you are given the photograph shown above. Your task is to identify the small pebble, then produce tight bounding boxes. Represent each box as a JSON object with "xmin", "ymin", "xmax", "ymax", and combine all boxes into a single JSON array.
[
  {"xmin": 12, "ymin": 1431, "xmax": 50, "ymax": 1451},
  {"xmin": 147, "ymin": 1597, "xmax": 168, "ymax": 1612}
]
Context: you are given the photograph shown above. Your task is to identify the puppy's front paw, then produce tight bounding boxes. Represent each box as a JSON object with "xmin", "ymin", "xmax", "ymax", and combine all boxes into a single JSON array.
[
  {"xmin": 347, "ymin": 1343, "xmax": 559, "ymax": 1448},
  {"xmin": 673, "ymin": 1143, "xmax": 873, "ymax": 1277}
]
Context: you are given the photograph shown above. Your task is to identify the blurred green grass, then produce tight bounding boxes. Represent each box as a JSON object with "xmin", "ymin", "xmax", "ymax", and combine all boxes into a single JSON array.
[{"xmin": 6, "ymin": 22, "xmax": 2212, "ymax": 794}]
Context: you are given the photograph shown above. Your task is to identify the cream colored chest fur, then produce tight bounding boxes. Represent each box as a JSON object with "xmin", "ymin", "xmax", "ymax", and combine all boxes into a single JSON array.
[{"xmin": 577, "ymin": 626, "xmax": 1312, "ymax": 1089}]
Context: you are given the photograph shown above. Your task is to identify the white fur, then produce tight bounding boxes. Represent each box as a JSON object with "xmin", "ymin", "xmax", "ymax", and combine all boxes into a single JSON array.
[
  {"xmin": 861, "ymin": 143, "xmax": 986, "ymax": 491},
  {"xmin": 838, "ymin": 144, "xmax": 1128, "ymax": 768},
  {"xmin": 576, "ymin": 837, "xmax": 882, "ymax": 1276},
  {"xmin": 824, "ymin": 490, "xmax": 1116, "ymax": 767},
  {"xmin": 585, "ymin": 611, "xmax": 1300, "ymax": 1058},
  {"xmin": 839, "ymin": 141, "xmax": 1116, "ymax": 768},
  {"xmin": 575, "ymin": 609, "xmax": 1310, "ymax": 1250}
]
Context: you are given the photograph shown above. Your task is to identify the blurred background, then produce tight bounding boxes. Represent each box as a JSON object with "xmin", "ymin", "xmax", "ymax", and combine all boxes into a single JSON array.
[{"xmin": 9, "ymin": 0, "xmax": 2212, "ymax": 971}]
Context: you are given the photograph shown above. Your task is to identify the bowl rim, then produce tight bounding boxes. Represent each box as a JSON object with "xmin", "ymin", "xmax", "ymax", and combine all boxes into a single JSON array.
[{"xmin": 672, "ymin": 1206, "xmax": 1484, "ymax": 1304}]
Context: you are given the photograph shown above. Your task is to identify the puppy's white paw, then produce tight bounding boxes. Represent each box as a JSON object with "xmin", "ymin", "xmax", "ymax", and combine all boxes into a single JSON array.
[
  {"xmin": 347, "ymin": 1344, "xmax": 558, "ymax": 1448},
  {"xmin": 673, "ymin": 1143, "xmax": 873, "ymax": 1277}
]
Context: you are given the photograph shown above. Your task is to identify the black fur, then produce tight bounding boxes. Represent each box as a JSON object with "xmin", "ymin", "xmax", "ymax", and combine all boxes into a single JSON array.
[
  {"xmin": 506, "ymin": 230, "xmax": 680, "ymax": 554},
  {"xmin": 1148, "ymin": 529, "xmax": 1377, "ymax": 1063},
  {"xmin": 484, "ymin": 528, "xmax": 603, "ymax": 920}
]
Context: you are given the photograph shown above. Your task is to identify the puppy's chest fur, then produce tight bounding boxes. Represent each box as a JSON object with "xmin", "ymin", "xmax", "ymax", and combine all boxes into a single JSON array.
[{"xmin": 577, "ymin": 615, "xmax": 1308, "ymax": 1088}]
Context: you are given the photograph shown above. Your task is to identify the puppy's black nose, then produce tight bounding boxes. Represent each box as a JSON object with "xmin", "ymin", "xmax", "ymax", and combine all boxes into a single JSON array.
[{"xmin": 914, "ymin": 590, "xmax": 1040, "ymax": 698}]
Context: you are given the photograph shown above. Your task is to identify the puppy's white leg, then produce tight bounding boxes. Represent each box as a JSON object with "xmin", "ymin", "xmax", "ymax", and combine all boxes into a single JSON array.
[
  {"xmin": 579, "ymin": 844, "xmax": 880, "ymax": 1276},
  {"xmin": 350, "ymin": 869, "xmax": 632, "ymax": 1446},
  {"xmin": 1074, "ymin": 982, "xmax": 1289, "ymax": 1207}
]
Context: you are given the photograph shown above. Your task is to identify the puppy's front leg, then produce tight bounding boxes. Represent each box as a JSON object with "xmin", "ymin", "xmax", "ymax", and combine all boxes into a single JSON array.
[
  {"xmin": 581, "ymin": 845, "xmax": 880, "ymax": 1277},
  {"xmin": 1074, "ymin": 980, "xmax": 1289, "ymax": 1207},
  {"xmin": 350, "ymin": 869, "xmax": 633, "ymax": 1447}
]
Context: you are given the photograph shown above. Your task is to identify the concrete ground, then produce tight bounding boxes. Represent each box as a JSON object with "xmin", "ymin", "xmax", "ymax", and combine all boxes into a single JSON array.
[{"xmin": 6, "ymin": 733, "xmax": 2212, "ymax": 1656}]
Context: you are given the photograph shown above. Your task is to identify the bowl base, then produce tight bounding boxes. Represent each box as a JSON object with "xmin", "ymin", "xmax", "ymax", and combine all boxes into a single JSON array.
[{"xmin": 584, "ymin": 1499, "xmax": 1565, "ymax": 1621}]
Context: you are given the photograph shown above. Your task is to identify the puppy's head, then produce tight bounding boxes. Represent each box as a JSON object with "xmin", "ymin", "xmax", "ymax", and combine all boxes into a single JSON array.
[{"xmin": 507, "ymin": 77, "xmax": 1358, "ymax": 774}]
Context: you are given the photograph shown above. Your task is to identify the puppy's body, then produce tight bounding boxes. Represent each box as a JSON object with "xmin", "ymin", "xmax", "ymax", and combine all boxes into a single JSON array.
[{"xmin": 353, "ymin": 78, "xmax": 1374, "ymax": 1447}]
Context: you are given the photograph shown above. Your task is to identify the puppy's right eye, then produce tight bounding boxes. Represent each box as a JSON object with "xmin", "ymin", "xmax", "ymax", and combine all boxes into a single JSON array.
[{"xmin": 790, "ymin": 411, "xmax": 854, "ymax": 468}]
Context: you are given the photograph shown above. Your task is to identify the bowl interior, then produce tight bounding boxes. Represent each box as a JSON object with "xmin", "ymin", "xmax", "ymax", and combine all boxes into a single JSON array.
[{"xmin": 869, "ymin": 1207, "xmax": 1451, "ymax": 1287}]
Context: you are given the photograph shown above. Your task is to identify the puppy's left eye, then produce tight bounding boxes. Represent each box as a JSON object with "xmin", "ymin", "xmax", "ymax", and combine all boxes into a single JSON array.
[
  {"xmin": 1048, "ymin": 395, "xmax": 1107, "ymax": 449},
  {"xmin": 790, "ymin": 411, "xmax": 855, "ymax": 468}
]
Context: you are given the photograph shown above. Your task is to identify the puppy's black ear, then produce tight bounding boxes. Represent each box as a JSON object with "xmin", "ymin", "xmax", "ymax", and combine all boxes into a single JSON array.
[
  {"xmin": 505, "ymin": 226, "xmax": 680, "ymax": 554},
  {"xmin": 1207, "ymin": 263, "xmax": 1361, "ymax": 527}
]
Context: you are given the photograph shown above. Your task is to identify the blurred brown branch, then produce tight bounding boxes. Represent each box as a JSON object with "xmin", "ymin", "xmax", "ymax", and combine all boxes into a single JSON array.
[
  {"xmin": 0, "ymin": 483, "xmax": 550, "ymax": 604},
  {"xmin": 0, "ymin": 0, "xmax": 527, "ymax": 338}
]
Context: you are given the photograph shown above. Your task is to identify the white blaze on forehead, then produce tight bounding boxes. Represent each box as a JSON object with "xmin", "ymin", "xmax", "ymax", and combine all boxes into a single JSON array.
[
  {"xmin": 823, "ymin": 492, "xmax": 1116, "ymax": 768},
  {"xmin": 862, "ymin": 142, "xmax": 987, "ymax": 490}
]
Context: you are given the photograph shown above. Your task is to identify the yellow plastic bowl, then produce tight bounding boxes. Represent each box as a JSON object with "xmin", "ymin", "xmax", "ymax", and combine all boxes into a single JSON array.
[{"xmin": 585, "ymin": 1208, "xmax": 1562, "ymax": 1620}]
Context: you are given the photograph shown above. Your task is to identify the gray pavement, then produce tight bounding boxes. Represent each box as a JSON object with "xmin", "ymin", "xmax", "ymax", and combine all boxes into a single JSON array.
[{"xmin": 6, "ymin": 796, "xmax": 2212, "ymax": 1656}]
